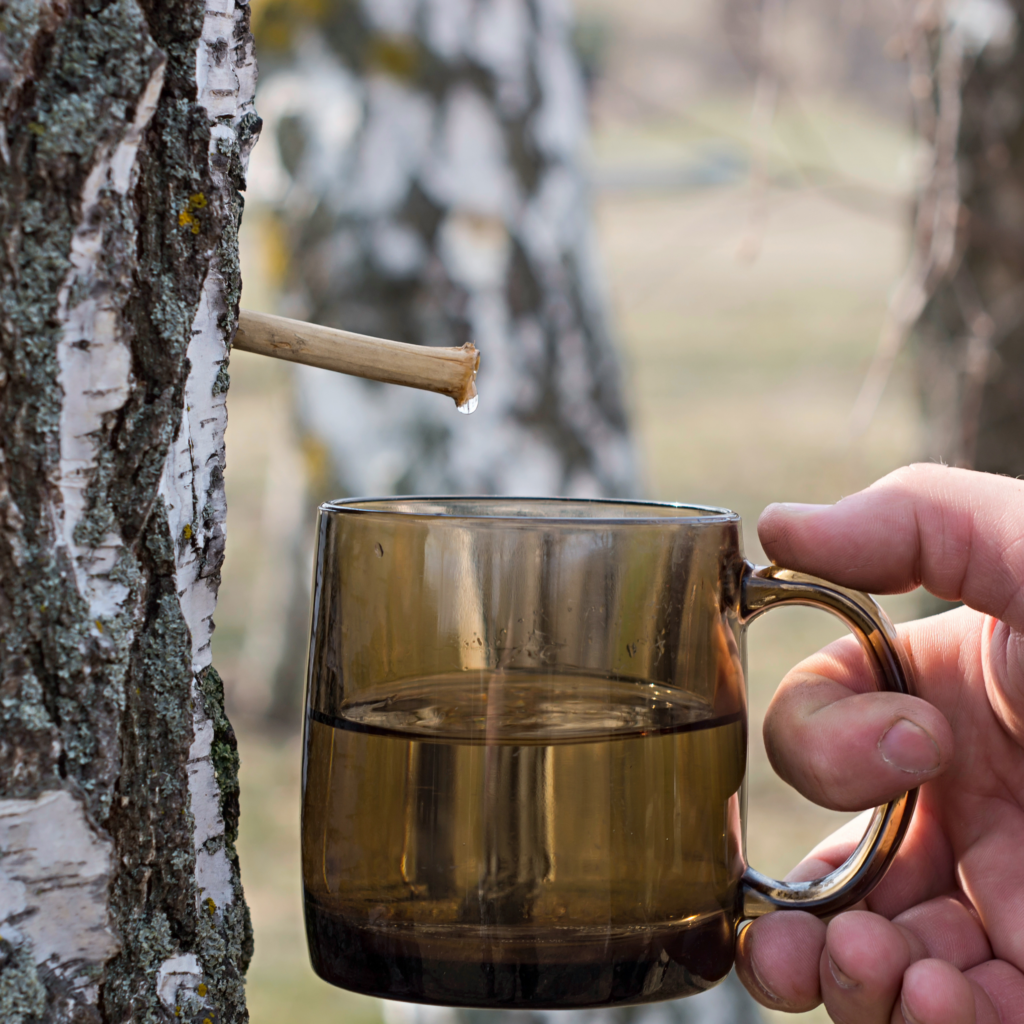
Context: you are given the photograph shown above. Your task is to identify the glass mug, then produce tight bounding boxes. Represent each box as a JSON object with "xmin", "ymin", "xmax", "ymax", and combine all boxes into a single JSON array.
[{"xmin": 301, "ymin": 498, "xmax": 915, "ymax": 1009}]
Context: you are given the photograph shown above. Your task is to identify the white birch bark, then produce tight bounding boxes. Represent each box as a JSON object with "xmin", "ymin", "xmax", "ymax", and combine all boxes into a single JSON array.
[{"xmin": 154, "ymin": 1, "xmax": 258, "ymax": 1011}]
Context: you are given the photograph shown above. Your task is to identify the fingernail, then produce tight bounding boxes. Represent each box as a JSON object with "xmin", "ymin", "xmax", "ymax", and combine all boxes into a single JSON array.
[
  {"xmin": 879, "ymin": 718, "xmax": 941, "ymax": 774},
  {"xmin": 769, "ymin": 502, "xmax": 830, "ymax": 515},
  {"xmin": 749, "ymin": 953, "xmax": 783, "ymax": 1005},
  {"xmin": 901, "ymin": 992, "xmax": 923, "ymax": 1024},
  {"xmin": 828, "ymin": 953, "xmax": 859, "ymax": 991}
]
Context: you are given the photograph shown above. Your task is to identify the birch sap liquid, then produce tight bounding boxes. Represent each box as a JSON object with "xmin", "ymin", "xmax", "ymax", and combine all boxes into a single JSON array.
[{"xmin": 301, "ymin": 671, "xmax": 746, "ymax": 1008}]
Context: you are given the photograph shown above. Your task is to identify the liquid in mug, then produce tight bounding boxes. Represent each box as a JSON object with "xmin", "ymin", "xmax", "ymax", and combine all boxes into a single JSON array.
[{"xmin": 302, "ymin": 670, "xmax": 746, "ymax": 1008}]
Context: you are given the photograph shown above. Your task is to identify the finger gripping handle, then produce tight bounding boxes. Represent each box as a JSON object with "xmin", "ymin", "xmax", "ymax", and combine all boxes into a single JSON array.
[{"xmin": 739, "ymin": 563, "xmax": 918, "ymax": 918}]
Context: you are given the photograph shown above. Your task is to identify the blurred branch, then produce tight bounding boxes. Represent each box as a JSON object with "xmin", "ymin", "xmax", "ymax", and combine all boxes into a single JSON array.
[
  {"xmin": 941, "ymin": 268, "xmax": 1024, "ymax": 465},
  {"xmin": 953, "ymin": 270, "xmax": 996, "ymax": 465},
  {"xmin": 738, "ymin": 0, "xmax": 787, "ymax": 262},
  {"xmin": 602, "ymin": 69, "xmax": 909, "ymax": 224},
  {"xmin": 850, "ymin": 0, "xmax": 966, "ymax": 435}
]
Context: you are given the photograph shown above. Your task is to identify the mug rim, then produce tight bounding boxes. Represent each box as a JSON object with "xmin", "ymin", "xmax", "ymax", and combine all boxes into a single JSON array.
[{"xmin": 319, "ymin": 495, "xmax": 740, "ymax": 524}]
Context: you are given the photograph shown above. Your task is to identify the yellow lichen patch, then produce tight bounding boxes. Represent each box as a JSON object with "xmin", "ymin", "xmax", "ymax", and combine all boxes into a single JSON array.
[
  {"xmin": 178, "ymin": 193, "xmax": 207, "ymax": 236},
  {"xmin": 197, "ymin": 982, "xmax": 208, "ymax": 997},
  {"xmin": 94, "ymin": 620, "xmax": 103, "ymax": 633},
  {"xmin": 182, "ymin": 523, "xmax": 193, "ymax": 540},
  {"xmin": 27, "ymin": 122, "xmax": 45, "ymax": 135},
  {"xmin": 178, "ymin": 210, "xmax": 198, "ymax": 235},
  {"xmin": 203, "ymin": 897, "xmax": 216, "ymax": 916}
]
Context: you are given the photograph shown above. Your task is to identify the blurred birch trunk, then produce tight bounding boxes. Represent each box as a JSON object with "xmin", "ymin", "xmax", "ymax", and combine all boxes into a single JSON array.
[
  {"xmin": 0, "ymin": 2, "xmax": 258, "ymax": 1021},
  {"xmin": 902, "ymin": 0, "xmax": 1024, "ymax": 474},
  {"xmin": 251, "ymin": 0, "xmax": 637, "ymax": 499},
  {"xmin": 244, "ymin": 0, "xmax": 640, "ymax": 726}
]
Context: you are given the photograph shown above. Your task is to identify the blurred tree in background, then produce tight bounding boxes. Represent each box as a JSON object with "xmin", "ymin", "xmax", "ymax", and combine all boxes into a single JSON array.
[
  {"xmin": 250, "ymin": 0, "xmax": 637, "ymax": 500},
  {"xmin": 247, "ymin": 0, "xmax": 640, "ymax": 725},
  {"xmin": 853, "ymin": 0, "xmax": 1024, "ymax": 478},
  {"xmin": 915, "ymin": 0, "xmax": 1024, "ymax": 476}
]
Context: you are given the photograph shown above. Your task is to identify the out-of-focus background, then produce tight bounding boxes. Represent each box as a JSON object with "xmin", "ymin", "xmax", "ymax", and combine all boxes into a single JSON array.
[{"xmin": 215, "ymin": 0, "xmax": 1024, "ymax": 1021}]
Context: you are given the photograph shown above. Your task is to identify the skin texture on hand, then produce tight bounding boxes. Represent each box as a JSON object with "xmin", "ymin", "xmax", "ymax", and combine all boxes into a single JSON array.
[{"xmin": 735, "ymin": 464, "xmax": 1024, "ymax": 1024}]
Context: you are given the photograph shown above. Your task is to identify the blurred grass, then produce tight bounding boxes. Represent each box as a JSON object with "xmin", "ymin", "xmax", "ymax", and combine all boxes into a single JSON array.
[
  {"xmin": 222, "ymin": 95, "xmax": 922, "ymax": 1024},
  {"xmin": 234, "ymin": 732, "xmax": 383, "ymax": 1024}
]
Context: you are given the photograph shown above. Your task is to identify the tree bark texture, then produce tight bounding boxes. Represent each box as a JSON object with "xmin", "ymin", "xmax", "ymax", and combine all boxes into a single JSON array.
[
  {"xmin": 914, "ymin": 0, "xmax": 1024, "ymax": 475},
  {"xmin": 251, "ymin": 0, "xmax": 637, "ymax": 497},
  {"xmin": 0, "ymin": 2, "xmax": 258, "ymax": 1022}
]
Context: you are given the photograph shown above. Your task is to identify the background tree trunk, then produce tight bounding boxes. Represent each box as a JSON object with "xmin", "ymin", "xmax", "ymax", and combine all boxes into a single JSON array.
[
  {"xmin": 250, "ymin": 0, "xmax": 638, "ymax": 500},
  {"xmin": 0, "ymin": 2, "xmax": 258, "ymax": 1021},
  {"xmin": 248, "ymin": 0, "xmax": 640, "ymax": 726},
  {"xmin": 913, "ymin": 0, "xmax": 1024, "ymax": 474}
]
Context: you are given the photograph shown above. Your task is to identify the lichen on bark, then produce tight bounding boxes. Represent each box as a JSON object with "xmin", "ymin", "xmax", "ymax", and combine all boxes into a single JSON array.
[
  {"xmin": 0, "ymin": 938, "xmax": 47, "ymax": 1024},
  {"xmin": 0, "ymin": 0, "xmax": 258, "ymax": 1021}
]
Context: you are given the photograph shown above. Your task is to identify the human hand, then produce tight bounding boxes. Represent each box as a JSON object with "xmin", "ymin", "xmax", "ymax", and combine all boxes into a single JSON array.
[{"xmin": 735, "ymin": 464, "xmax": 1024, "ymax": 1023}]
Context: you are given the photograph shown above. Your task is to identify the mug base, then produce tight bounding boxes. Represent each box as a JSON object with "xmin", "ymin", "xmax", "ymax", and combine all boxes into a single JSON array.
[{"xmin": 303, "ymin": 892, "xmax": 735, "ymax": 1009}]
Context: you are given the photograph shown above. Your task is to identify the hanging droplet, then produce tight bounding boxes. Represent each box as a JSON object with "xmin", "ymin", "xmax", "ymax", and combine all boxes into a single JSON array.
[{"xmin": 456, "ymin": 377, "xmax": 479, "ymax": 415}]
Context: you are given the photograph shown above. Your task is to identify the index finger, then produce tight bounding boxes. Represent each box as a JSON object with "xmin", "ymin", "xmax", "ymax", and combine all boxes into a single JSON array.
[{"xmin": 758, "ymin": 464, "xmax": 1024, "ymax": 631}]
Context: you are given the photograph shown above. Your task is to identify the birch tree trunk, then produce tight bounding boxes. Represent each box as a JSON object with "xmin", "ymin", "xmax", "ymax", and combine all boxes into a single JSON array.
[
  {"xmin": 251, "ymin": 0, "xmax": 637, "ymax": 498},
  {"xmin": 912, "ymin": 0, "xmax": 1024, "ymax": 475},
  {"xmin": 0, "ymin": 2, "xmax": 258, "ymax": 1022}
]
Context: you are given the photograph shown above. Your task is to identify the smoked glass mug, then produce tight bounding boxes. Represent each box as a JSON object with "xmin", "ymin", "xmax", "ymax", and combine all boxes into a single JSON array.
[{"xmin": 301, "ymin": 498, "xmax": 915, "ymax": 1009}]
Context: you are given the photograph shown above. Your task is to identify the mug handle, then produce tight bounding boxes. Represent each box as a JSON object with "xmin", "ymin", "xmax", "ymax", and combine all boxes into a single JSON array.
[{"xmin": 738, "ymin": 562, "xmax": 918, "ymax": 918}]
